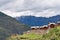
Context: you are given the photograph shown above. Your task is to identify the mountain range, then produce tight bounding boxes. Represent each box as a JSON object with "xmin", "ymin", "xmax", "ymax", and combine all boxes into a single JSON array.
[
  {"xmin": 0, "ymin": 12, "xmax": 30, "ymax": 40},
  {"xmin": 16, "ymin": 15, "xmax": 60, "ymax": 26}
]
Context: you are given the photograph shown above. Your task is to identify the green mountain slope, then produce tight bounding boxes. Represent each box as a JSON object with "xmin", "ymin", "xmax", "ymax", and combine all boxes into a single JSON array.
[
  {"xmin": 7, "ymin": 26, "xmax": 60, "ymax": 40},
  {"xmin": 0, "ymin": 12, "xmax": 30, "ymax": 40}
]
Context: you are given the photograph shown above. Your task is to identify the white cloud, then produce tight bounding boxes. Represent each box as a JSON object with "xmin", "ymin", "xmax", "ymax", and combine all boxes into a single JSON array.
[
  {"xmin": 2, "ymin": 9, "xmax": 60, "ymax": 18},
  {"xmin": 2, "ymin": 10, "xmax": 32, "ymax": 17},
  {"xmin": 0, "ymin": 0, "xmax": 24, "ymax": 11},
  {"xmin": 34, "ymin": 9, "xmax": 60, "ymax": 17},
  {"xmin": 0, "ymin": 0, "xmax": 60, "ymax": 18}
]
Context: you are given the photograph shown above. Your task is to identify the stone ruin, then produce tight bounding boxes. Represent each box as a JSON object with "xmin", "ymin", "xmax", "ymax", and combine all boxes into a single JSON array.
[
  {"xmin": 24, "ymin": 21, "xmax": 60, "ymax": 34},
  {"xmin": 31, "ymin": 21, "xmax": 60, "ymax": 30}
]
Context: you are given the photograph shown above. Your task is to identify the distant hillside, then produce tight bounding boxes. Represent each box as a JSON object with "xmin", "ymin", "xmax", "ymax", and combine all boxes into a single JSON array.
[
  {"xmin": 16, "ymin": 15, "xmax": 60, "ymax": 26},
  {"xmin": 0, "ymin": 12, "xmax": 30, "ymax": 40}
]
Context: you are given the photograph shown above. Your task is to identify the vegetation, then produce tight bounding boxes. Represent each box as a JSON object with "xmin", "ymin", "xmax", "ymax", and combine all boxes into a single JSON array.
[
  {"xmin": 7, "ymin": 26, "xmax": 60, "ymax": 40},
  {"xmin": 0, "ymin": 12, "xmax": 60, "ymax": 40},
  {"xmin": 0, "ymin": 12, "xmax": 30, "ymax": 40}
]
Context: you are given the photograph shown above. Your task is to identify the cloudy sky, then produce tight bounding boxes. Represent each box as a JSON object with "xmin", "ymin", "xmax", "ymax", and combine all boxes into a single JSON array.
[{"xmin": 0, "ymin": 0, "xmax": 60, "ymax": 18}]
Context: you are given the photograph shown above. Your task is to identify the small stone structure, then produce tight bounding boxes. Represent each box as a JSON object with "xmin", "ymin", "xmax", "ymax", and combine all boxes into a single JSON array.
[
  {"xmin": 48, "ymin": 23, "xmax": 56, "ymax": 28},
  {"xmin": 40, "ymin": 25, "xmax": 48, "ymax": 30},
  {"xmin": 31, "ymin": 23, "xmax": 56, "ymax": 30},
  {"xmin": 31, "ymin": 26, "xmax": 40, "ymax": 30}
]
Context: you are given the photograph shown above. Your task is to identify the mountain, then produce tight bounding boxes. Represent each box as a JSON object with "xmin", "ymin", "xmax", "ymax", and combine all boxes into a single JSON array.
[
  {"xmin": 0, "ymin": 12, "xmax": 30, "ymax": 40},
  {"xmin": 16, "ymin": 15, "xmax": 60, "ymax": 26}
]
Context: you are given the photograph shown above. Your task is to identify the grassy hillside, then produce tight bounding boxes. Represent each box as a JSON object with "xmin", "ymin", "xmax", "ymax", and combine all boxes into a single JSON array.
[
  {"xmin": 7, "ymin": 26, "xmax": 60, "ymax": 40},
  {"xmin": 0, "ymin": 12, "xmax": 30, "ymax": 40}
]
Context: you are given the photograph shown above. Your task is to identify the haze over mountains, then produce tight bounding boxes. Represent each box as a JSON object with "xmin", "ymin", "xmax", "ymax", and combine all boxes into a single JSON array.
[
  {"xmin": 0, "ymin": 0, "xmax": 60, "ymax": 27},
  {"xmin": 0, "ymin": 0, "xmax": 60, "ymax": 26},
  {"xmin": 1, "ymin": 11, "xmax": 60, "ymax": 26}
]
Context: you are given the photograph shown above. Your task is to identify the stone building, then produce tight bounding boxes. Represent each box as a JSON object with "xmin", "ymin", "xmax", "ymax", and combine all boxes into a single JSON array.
[
  {"xmin": 40, "ymin": 25, "xmax": 48, "ymax": 30},
  {"xmin": 48, "ymin": 23, "xmax": 56, "ymax": 28},
  {"xmin": 31, "ymin": 26, "xmax": 40, "ymax": 30},
  {"xmin": 25, "ymin": 22, "xmax": 60, "ymax": 34}
]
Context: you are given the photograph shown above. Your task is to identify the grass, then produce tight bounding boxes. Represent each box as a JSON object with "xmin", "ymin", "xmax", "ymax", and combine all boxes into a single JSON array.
[{"xmin": 7, "ymin": 26, "xmax": 60, "ymax": 40}]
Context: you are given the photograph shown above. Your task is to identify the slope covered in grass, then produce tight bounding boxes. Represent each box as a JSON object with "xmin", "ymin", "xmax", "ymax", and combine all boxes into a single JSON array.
[
  {"xmin": 7, "ymin": 26, "xmax": 60, "ymax": 40},
  {"xmin": 0, "ymin": 12, "xmax": 30, "ymax": 40}
]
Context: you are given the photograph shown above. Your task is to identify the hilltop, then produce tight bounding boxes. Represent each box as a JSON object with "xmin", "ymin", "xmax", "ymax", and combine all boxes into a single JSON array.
[{"xmin": 0, "ymin": 12, "xmax": 30, "ymax": 40}]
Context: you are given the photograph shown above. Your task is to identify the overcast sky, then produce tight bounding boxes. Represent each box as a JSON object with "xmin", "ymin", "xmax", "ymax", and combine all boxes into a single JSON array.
[{"xmin": 0, "ymin": 0, "xmax": 60, "ymax": 18}]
